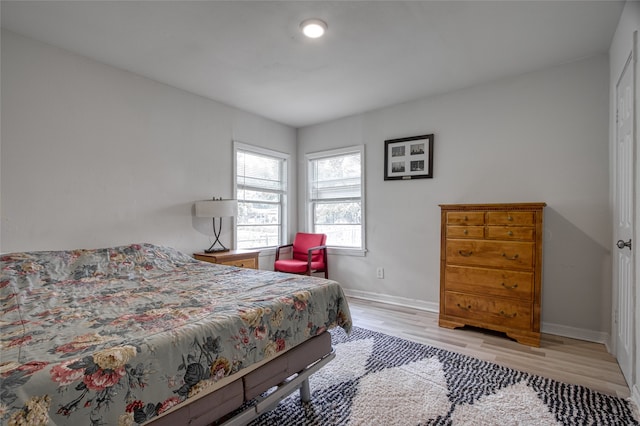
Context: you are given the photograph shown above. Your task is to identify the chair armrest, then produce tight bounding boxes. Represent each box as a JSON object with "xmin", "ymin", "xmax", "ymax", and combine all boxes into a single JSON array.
[
  {"xmin": 306, "ymin": 245, "xmax": 327, "ymax": 253},
  {"xmin": 306, "ymin": 245, "xmax": 327, "ymax": 264},
  {"xmin": 275, "ymin": 243, "xmax": 294, "ymax": 261}
]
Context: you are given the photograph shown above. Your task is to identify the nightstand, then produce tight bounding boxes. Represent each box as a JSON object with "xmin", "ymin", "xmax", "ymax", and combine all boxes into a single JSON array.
[{"xmin": 193, "ymin": 250, "xmax": 260, "ymax": 269}]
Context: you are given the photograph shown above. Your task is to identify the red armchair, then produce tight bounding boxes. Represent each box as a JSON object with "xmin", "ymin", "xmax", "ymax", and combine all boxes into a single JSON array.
[{"xmin": 274, "ymin": 233, "xmax": 328, "ymax": 279}]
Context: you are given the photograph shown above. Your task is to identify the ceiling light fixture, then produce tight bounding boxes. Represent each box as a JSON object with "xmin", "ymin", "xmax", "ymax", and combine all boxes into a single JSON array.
[{"xmin": 300, "ymin": 19, "xmax": 327, "ymax": 39}]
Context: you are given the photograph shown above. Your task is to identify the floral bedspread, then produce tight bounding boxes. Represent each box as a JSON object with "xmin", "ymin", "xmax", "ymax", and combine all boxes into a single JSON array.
[{"xmin": 0, "ymin": 243, "xmax": 352, "ymax": 425}]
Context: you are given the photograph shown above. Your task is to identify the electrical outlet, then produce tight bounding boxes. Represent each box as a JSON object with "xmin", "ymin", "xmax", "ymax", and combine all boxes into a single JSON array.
[{"xmin": 376, "ymin": 267, "xmax": 384, "ymax": 279}]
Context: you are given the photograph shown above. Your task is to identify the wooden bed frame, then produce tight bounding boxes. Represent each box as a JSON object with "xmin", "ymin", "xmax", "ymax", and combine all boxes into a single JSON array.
[{"xmin": 149, "ymin": 332, "xmax": 334, "ymax": 426}]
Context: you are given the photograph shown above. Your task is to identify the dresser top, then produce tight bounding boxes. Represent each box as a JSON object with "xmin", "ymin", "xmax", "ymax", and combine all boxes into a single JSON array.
[{"xmin": 439, "ymin": 202, "xmax": 546, "ymax": 211}]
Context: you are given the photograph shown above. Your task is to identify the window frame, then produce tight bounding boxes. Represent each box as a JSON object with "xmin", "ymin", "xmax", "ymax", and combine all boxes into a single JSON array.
[
  {"xmin": 305, "ymin": 145, "xmax": 366, "ymax": 256},
  {"xmin": 233, "ymin": 141, "xmax": 289, "ymax": 251}
]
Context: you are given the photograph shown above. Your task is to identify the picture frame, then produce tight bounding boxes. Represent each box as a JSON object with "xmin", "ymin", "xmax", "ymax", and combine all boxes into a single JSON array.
[{"xmin": 384, "ymin": 134, "xmax": 434, "ymax": 180}]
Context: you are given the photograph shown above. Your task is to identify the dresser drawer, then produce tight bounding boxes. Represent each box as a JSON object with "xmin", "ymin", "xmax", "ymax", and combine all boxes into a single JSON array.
[
  {"xmin": 485, "ymin": 226, "xmax": 534, "ymax": 241},
  {"xmin": 446, "ymin": 212, "xmax": 484, "ymax": 225},
  {"xmin": 444, "ymin": 265, "xmax": 533, "ymax": 299},
  {"xmin": 446, "ymin": 240, "xmax": 534, "ymax": 270},
  {"xmin": 221, "ymin": 258, "xmax": 257, "ymax": 269},
  {"xmin": 486, "ymin": 211, "xmax": 534, "ymax": 226},
  {"xmin": 446, "ymin": 226, "xmax": 484, "ymax": 239},
  {"xmin": 444, "ymin": 291, "xmax": 532, "ymax": 330}
]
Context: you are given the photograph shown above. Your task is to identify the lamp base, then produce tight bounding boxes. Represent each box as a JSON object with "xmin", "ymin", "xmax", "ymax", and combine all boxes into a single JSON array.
[
  {"xmin": 204, "ymin": 217, "xmax": 229, "ymax": 253},
  {"xmin": 204, "ymin": 248, "xmax": 230, "ymax": 253}
]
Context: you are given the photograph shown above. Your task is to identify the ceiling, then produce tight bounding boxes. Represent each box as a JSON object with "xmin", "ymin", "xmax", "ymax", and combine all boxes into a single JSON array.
[{"xmin": 1, "ymin": 1, "xmax": 625, "ymax": 128}]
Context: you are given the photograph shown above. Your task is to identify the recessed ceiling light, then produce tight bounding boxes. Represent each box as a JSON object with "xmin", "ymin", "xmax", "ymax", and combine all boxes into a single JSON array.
[{"xmin": 300, "ymin": 19, "xmax": 327, "ymax": 39}]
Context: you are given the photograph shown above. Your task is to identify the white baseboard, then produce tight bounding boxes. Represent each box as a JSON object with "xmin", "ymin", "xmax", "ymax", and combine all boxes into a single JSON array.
[
  {"xmin": 539, "ymin": 322, "xmax": 610, "ymax": 345},
  {"xmin": 343, "ymin": 289, "xmax": 439, "ymax": 313},
  {"xmin": 343, "ymin": 289, "xmax": 610, "ymax": 345}
]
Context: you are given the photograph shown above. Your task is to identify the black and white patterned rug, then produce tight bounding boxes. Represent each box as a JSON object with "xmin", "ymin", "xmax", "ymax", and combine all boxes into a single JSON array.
[{"xmin": 250, "ymin": 326, "xmax": 639, "ymax": 425}]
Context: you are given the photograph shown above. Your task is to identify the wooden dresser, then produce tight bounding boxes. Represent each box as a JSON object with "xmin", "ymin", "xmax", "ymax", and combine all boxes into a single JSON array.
[
  {"xmin": 193, "ymin": 250, "xmax": 259, "ymax": 269},
  {"xmin": 439, "ymin": 203, "xmax": 545, "ymax": 346}
]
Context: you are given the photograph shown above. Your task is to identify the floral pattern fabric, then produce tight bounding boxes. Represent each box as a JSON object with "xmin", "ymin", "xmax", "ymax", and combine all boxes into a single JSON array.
[{"xmin": 0, "ymin": 243, "xmax": 352, "ymax": 425}]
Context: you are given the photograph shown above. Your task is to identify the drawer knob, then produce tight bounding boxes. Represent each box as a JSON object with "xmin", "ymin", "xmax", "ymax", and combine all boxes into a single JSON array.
[
  {"xmin": 499, "ymin": 310, "xmax": 517, "ymax": 318},
  {"xmin": 463, "ymin": 229, "xmax": 468, "ymax": 235},
  {"xmin": 507, "ymin": 231, "xmax": 513, "ymax": 236},
  {"xmin": 501, "ymin": 253, "xmax": 519, "ymax": 261},
  {"xmin": 501, "ymin": 282, "xmax": 519, "ymax": 289},
  {"xmin": 507, "ymin": 216, "xmax": 513, "ymax": 221},
  {"xmin": 458, "ymin": 250, "xmax": 473, "ymax": 257},
  {"xmin": 463, "ymin": 215, "xmax": 468, "ymax": 221},
  {"xmin": 457, "ymin": 303, "xmax": 472, "ymax": 311}
]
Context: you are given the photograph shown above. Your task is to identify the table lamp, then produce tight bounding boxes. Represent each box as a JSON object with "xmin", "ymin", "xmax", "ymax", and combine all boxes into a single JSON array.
[{"xmin": 195, "ymin": 198, "xmax": 238, "ymax": 253}]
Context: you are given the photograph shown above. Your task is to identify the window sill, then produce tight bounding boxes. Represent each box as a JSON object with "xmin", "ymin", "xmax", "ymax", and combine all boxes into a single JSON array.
[
  {"xmin": 257, "ymin": 247, "xmax": 276, "ymax": 256},
  {"xmin": 248, "ymin": 247, "xmax": 367, "ymax": 257},
  {"xmin": 327, "ymin": 247, "xmax": 367, "ymax": 257}
]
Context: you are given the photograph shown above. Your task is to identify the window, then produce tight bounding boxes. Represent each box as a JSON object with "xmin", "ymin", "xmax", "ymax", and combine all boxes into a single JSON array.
[
  {"xmin": 234, "ymin": 142, "xmax": 288, "ymax": 249},
  {"xmin": 307, "ymin": 145, "xmax": 365, "ymax": 253}
]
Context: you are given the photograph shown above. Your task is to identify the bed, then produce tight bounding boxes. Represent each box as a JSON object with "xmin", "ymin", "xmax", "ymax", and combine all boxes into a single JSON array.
[{"xmin": 0, "ymin": 243, "xmax": 352, "ymax": 425}]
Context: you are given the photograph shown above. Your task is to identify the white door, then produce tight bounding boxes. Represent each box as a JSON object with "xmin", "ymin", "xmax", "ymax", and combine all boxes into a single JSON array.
[{"xmin": 614, "ymin": 48, "xmax": 636, "ymax": 387}]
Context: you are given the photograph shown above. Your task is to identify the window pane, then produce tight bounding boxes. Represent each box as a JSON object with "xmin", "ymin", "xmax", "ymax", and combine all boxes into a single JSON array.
[
  {"xmin": 238, "ymin": 201, "xmax": 280, "ymax": 225},
  {"xmin": 237, "ymin": 188, "xmax": 280, "ymax": 203},
  {"xmin": 237, "ymin": 225, "xmax": 280, "ymax": 249},
  {"xmin": 310, "ymin": 153, "xmax": 361, "ymax": 200},
  {"xmin": 314, "ymin": 153, "xmax": 360, "ymax": 180},
  {"xmin": 307, "ymin": 146, "xmax": 364, "ymax": 250},
  {"xmin": 314, "ymin": 202, "xmax": 361, "ymax": 225},
  {"xmin": 235, "ymin": 143, "xmax": 288, "ymax": 249},
  {"xmin": 315, "ymin": 224, "xmax": 361, "ymax": 248},
  {"xmin": 237, "ymin": 151, "xmax": 285, "ymax": 191}
]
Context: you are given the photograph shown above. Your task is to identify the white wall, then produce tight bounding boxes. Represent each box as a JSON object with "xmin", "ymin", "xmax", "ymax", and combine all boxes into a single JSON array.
[
  {"xmin": 0, "ymin": 30, "xmax": 297, "ymax": 255},
  {"xmin": 299, "ymin": 54, "xmax": 612, "ymax": 341},
  {"xmin": 609, "ymin": 0, "xmax": 640, "ymax": 408}
]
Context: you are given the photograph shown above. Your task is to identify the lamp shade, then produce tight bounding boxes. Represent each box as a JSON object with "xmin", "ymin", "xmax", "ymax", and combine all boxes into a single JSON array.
[{"xmin": 195, "ymin": 199, "xmax": 238, "ymax": 218}]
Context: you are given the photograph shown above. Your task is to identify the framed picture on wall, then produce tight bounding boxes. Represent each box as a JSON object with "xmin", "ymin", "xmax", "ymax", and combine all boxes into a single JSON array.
[{"xmin": 384, "ymin": 134, "xmax": 434, "ymax": 180}]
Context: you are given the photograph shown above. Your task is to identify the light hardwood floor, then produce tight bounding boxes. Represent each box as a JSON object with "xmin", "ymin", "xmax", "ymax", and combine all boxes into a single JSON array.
[{"xmin": 347, "ymin": 297, "xmax": 631, "ymax": 399}]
